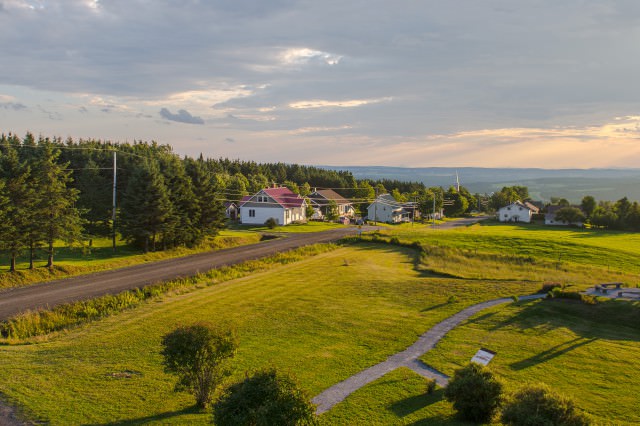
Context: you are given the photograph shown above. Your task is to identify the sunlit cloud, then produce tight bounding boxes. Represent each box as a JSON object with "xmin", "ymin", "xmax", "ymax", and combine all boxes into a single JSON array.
[
  {"xmin": 289, "ymin": 97, "xmax": 392, "ymax": 109},
  {"xmin": 280, "ymin": 48, "xmax": 343, "ymax": 66},
  {"xmin": 145, "ymin": 86, "xmax": 257, "ymax": 117}
]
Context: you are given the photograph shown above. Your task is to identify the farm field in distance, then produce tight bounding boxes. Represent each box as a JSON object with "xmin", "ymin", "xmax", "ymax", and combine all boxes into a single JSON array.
[{"xmin": 0, "ymin": 222, "xmax": 639, "ymax": 424}]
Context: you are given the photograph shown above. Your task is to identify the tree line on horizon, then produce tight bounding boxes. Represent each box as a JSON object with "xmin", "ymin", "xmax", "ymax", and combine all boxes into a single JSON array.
[
  {"xmin": 6, "ymin": 132, "xmax": 636, "ymax": 270},
  {"xmin": 0, "ymin": 132, "xmax": 482, "ymax": 270}
]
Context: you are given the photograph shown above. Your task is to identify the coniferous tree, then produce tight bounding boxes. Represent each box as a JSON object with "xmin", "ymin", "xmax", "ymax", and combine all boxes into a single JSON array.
[
  {"xmin": 0, "ymin": 142, "xmax": 34, "ymax": 271},
  {"xmin": 32, "ymin": 141, "xmax": 83, "ymax": 269},
  {"xmin": 184, "ymin": 157, "xmax": 226, "ymax": 242},
  {"xmin": 119, "ymin": 159, "xmax": 172, "ymax": 252},
  {"xmin": 158, "ymin": 154, "xmax": 199, "ymax": 248},
  {"xmin": 76, "ymin": 158, "xmax": 112, "ymax": 236}
]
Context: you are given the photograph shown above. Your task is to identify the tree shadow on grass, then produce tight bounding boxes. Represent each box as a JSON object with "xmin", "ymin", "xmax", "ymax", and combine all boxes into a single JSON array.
[
  {"xmin": 489, "ymin": 298, "xmax": 640, "ymax": 343},
  {"xmin": 85, "ymin": 405, "xmax": 204, "ymax": 426},
  {"xmin": 389, "ymin": 388, "xmax": 444, "ymax": 418},
  {"xmin": 510, "ymin": 336, "xmax": 598, "ymax": 370}
]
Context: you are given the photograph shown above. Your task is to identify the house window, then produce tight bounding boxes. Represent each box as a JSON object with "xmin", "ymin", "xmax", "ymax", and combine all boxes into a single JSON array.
[
  {"xmin": 257, "ymin": 196, "xmax": 267, "ymax": 203},
  {"xmin": 249, "ymin": 209, "xmax": 256, "ymax": 217}
]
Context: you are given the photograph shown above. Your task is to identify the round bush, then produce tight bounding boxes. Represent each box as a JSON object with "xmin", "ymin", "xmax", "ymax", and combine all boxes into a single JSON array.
[
  {"xmin": 501, "ymin": 383, "xmax": 591, "ymax": 426},
  {"xmin": 444, "ymin": 363, "xmax": 504, "ymax": 423}
]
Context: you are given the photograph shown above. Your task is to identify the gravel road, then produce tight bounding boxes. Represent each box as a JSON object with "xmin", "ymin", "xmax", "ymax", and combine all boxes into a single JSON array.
[{"xmin": 0, "ymin": 227, "xmax": 372, "ymax": 321}]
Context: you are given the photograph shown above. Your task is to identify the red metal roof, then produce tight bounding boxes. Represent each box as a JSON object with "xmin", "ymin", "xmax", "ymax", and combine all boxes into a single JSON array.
[{"xmin": 241, "ymin": 187, "xmax": 305, "ymax": 209}]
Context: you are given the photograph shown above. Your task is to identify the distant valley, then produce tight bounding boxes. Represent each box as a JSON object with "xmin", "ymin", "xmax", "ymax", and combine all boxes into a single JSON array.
[{"xmin": 322, "ymin": 166, "xmax": 640, "ymax": 203}]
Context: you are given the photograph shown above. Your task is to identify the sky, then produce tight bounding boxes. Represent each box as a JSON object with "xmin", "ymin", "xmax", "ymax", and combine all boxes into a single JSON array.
[{"xmin": 1, "ymin": 0, "xmax": 640, "ymax": 168}]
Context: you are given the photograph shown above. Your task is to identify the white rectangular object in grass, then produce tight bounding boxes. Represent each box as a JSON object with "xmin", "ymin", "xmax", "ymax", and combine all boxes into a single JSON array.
[{"xmin": 471, "ymin": 348, "xmax": 496, "ymax": 366}]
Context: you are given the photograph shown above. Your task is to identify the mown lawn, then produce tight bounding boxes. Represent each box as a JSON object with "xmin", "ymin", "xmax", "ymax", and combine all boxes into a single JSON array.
[
  {"xmin": 420, "ymin": 298, "xmax": 640, "ymax": 424},
  {"xmin": 319, "ymin": 368, "xmax": 464, "ymax": 426},
  {"xmin": 2, "ymin": 223, "xmax": 639, "ymax": 425},
  {"xmin": 0, "ymin": 230, "xmax": 261, "ymax": 288},
  {"xmin": 386, "ymin": 221, "xmax": 640, "ymax": 279},
  {"xmin": 0, "ymin": 243, "xmax": 537, "ymax": 425}
]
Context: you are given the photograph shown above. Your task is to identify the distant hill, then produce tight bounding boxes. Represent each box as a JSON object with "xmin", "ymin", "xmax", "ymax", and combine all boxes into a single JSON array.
[{"xmin": 320, "ymin": 166, "xmax": 640, "ymax": 203}]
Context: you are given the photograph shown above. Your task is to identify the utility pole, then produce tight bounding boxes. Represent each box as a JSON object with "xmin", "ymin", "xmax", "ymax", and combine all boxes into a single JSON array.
[
  {"xmin": 433, "ymin": 196, "xmax": 436, "ymax": 227},
  {"xmin": 374, "ymin": 187, "xmax": 378, "ymax": 225},
  {"xmin": 112, "ymin": 151, "xmax": 117, "ymax": 252}
]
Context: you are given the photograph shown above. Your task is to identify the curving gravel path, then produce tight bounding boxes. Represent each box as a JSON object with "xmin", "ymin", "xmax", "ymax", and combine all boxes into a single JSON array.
[{"xmin": 312, "ymin": 293, "xmax": 546, "ymax": 414}]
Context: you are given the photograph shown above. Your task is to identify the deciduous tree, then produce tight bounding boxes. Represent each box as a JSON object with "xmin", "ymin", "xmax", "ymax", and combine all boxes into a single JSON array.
[{"xmin": 161, "ymin": 322, "xmax": 238, "ymax": 408}]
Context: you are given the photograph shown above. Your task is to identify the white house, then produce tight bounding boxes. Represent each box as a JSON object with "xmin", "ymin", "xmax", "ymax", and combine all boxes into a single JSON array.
[
  {"xmin": 367, "ymin": 194, "xmax": 414, "ymax": 223},
  {"xmin": 498, "ymin": 201, "xmax": 534, "ymax": 223},
  {"xmin": 545, "ymin": 205, "xmax": 584, "ymax": 227},
  {"xmin": 308, "ymin": 189, "xmax": 355, "ymax": 221},
  {"xmin": 239, "ymin": 187, "xmax": 307, "ymax": 225}
]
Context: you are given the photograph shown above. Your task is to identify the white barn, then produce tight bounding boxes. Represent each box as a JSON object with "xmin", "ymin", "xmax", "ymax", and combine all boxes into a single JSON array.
[
  {"xmin": 498, "ymin": 201, "xmax": 534, "ymax": 223},
  {"xmin": 239, "ymin": 187, "xmax": 307, "ymax": 225}
]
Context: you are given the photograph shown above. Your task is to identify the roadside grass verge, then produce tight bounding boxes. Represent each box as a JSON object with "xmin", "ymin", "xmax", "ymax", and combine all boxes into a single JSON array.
[
  {"xmin": 0, "ymin": 244, "xmax": 336, "ymax": 343},
  {"xmin": 420, "ymin": 298, "xmax": 640, "ymax": 424},
  {"xmin": 229, "ymin": 221, "xmax": 348, "ymax": 233},
  {"xmin": 0, "ymin": 231, "xmax": 261, "ymax": 289},
  {"xmin": 0, "ymin": 244, "xmax": 539, "ymax": 425}
]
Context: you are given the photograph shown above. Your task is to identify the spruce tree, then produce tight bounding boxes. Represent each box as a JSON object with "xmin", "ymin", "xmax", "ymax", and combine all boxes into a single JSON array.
[
  {"xmin": 157, "ymin": 154, "xmax": 198, "ymax": 248},
  {"xmin": 184, "ymin": 158, "xmax": 226, "ymax": 243},
  {"xmin": 119, "ymin": 159, "xmax": 172, "ymax": 252},
  {"xmin": 32, "ymin": 141, "xmax": 83, "ymax": 269},
  {"xmin": 0, "ymin": 142, "xmax": 34, "ymax": 271}
]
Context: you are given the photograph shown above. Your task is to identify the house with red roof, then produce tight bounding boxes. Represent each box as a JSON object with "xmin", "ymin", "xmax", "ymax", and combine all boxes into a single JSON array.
[{"xmin": 239, "ymin": 187, "xmax": 307, "ymax": 225}]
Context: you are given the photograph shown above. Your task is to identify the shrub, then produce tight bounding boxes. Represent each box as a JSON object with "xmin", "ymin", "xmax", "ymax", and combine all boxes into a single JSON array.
[
  {"xmin": 213, "ymin": 367, "xmax": 317, "ymax": 425},
  {"xmin": 426, "ymin": 378, "xmax": 437, "ymax": 395},
  {"xmin": 539, "ymin": 283, "xmax": 563, "ymax": 294},
  {"xmin": 501, "ymin": 383, "xmax": 591, "ymax": 426},
  {"xmin": 161, "ymin": 322, "xmax": 238, "ymax": 408},
  {"xmin": 265, "ymin": 217, "xmax": 278, "ymax": 229},
  {"xmin": 447, "ymin": 295, "xmax": 458, "ymax": 304},
  {"xmin": 444, "ymin": 363, "xmax": 504, "ymax": 423}
]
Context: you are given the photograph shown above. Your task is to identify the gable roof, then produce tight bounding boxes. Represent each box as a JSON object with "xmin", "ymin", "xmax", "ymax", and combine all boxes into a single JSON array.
[
  {"xmin": 500, "ymin": 201, "xmax": 534, "ymax": 212},
  {"xmin": 240, "ymin": 187, "xmax": 305, "ymax": 209},
  {"xmin": 309, "ymin": 189, "xmax": 351, "ymax": 205},
  {"xmin": 368, "ymin": 194, "xmax": 416, "ymax": 211}
]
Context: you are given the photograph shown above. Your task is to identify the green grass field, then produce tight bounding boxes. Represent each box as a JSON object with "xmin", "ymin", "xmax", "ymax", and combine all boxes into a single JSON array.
[
  {"xmin": 420, "ymin": 298, "xmax": 640, "ymax": 423},
  {"xmin": 0, "ymin": 230, "xmax": 261, "ymax": 288},
  {"xmin": 1, "ymin": 222, "xmax": 639, "ymax": 424},
  {"xmin": 0, "ymin": 243, "xmax": 539, "ymax": 425}
]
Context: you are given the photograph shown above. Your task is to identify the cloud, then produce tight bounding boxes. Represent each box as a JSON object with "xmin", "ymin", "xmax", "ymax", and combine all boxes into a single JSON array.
[
  {"xmin": 280, "ymin": 48, "xmax": 343, "ymax": 66},
  {"xmin": 0, "ymin": 101, "xmax": 26, "ymax": 110},
  {"xmin": 225, "ymin": 137, "xmax": 235, "ymax": 143},
  {"xmin": 289, "ymin": 97, "xmax": 392, "ymax": 109},
  {"xmin": 289, "ymin": 125, "xmax": 353, "ymax": 134},
  {"xmin": 159, "ymin": 108, "xmax": 204, "ymax": 125}
]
